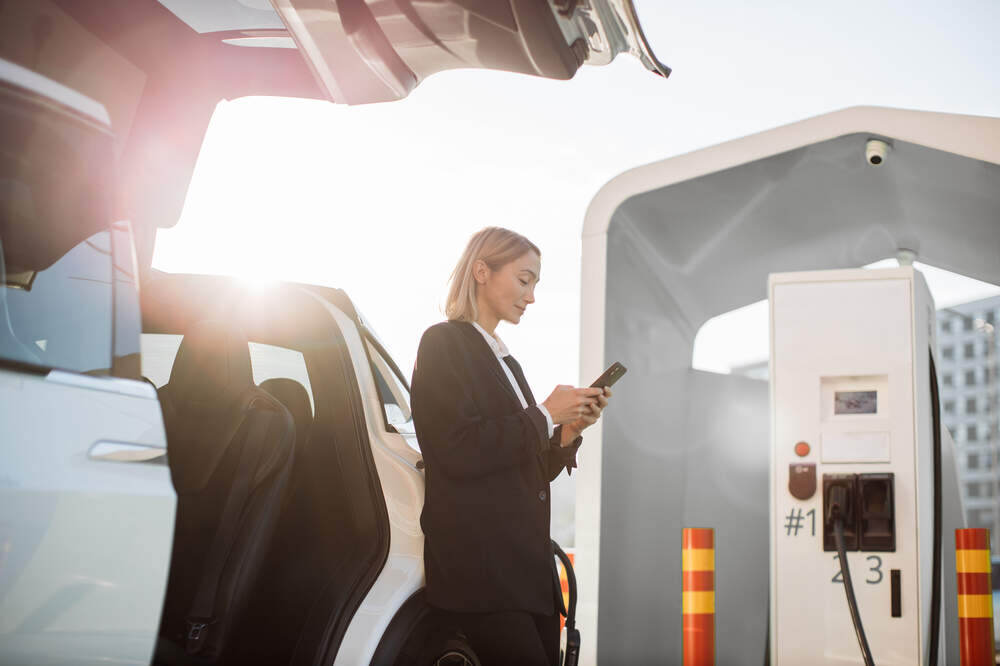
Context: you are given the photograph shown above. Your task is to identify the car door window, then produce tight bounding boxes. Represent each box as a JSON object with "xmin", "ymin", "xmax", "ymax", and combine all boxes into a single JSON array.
[
  {"xmin": 140, "ymin": 333, "xmax": 184, "ymax": 387},
  {"xmin": 1, "ymin": 70, "xmax": 119, "ymax": 377},
  {"xmin": 366, "ymin": 339, "xmax": 414, "ymax": 437},
  {"xmin": 2, "ymin": 229, "xmax": 113, "ymax": 374},
  {"xmin": 141, "ymin": 334, "xmax": 315, "ymax": 414},
  {"xmin": 111, "ymin": 221, "xmax": 143, "ymax": 379},
  {"xmin": 249, "ymin": 342, "xmax": 314, "ymax": 413}
]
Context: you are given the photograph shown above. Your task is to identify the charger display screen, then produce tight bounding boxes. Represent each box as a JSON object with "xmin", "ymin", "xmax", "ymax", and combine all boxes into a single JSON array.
[{"xmin": 834, "ymin": 390, "xmax": 878, "ymax": 415}]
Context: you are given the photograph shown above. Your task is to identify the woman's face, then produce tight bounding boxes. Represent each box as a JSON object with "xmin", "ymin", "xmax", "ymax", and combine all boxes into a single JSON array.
[{"xmin": 475, "ymin": 250, "xmax": 541, "ymax": 326}]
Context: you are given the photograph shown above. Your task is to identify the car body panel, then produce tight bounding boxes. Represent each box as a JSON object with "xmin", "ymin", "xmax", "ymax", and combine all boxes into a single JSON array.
[{"xmin": 0, "ymin": 371, "xmax": 175, "ymax": 665}]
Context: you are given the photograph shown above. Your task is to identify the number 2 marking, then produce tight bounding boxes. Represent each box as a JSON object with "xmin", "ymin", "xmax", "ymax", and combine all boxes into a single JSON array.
[{"xmin": 831, "ymin": 554, "xmax": 884, "ymax": 584}]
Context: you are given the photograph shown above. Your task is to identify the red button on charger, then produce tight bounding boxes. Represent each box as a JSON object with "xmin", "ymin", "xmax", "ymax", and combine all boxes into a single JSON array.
[{"xmin": 794, "ymin": 441, "xmax": 810, "ymax": 457}]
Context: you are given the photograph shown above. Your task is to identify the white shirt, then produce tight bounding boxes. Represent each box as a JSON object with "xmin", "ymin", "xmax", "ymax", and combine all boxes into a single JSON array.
[{"xmin": 472, "ymin": 322, "xmax": 555, "ymax": 438}]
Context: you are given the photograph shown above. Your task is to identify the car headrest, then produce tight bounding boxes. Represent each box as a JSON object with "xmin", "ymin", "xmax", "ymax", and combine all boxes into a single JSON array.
[
  {"xmin": 259, "ymin": 377, "xmax": 312, "ymax": 447},
  {"xmin": 168, "ymin": 319, "xmax": 253, "ymax": 411}
]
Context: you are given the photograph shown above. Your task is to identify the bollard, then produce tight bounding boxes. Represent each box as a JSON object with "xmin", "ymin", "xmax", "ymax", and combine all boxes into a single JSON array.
[
  {"xmin": 956, "ymin": 528, "xmax": 995, "ymax": 666},
  {"xmin": 682, "ymin": 528, "xmax": 715, "ymax": 666}
]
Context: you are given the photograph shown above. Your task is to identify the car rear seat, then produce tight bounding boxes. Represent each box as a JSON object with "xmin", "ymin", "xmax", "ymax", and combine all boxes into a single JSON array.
[
  {"xmin": 155, "ymin": 320, "xmax": 295, "ymax": 665},
  {"xmin": 259, "ymin": 377, "xmax": 313, "ymax": 449}
]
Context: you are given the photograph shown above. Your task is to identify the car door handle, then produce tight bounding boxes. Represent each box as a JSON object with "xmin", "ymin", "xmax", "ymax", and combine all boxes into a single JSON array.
[{"xmin": 88, "ymin": 441, "xmax": 167, "ymax": 464}]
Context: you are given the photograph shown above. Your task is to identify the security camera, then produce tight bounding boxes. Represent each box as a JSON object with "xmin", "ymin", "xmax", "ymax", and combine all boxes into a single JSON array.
[{"xmin": 865, "ymin": 139, "xmax": 890, "ymax": 166}]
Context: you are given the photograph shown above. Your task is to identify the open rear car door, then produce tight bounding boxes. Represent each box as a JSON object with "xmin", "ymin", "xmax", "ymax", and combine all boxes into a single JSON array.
[{"xmin": 19, "ymin": 0, "xmax": 669, "ymax": 262}]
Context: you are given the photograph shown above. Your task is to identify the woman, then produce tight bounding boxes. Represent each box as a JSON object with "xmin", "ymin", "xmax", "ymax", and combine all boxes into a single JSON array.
[{"xmin": 411, "ymin": 227, "xmax": 610, "ymax": 666}]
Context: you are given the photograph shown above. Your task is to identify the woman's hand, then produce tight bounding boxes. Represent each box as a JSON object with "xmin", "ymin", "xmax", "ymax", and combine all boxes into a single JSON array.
[
  {"xmin": 559, "ymin": 387, "xmax": 611, "ymax": 446},
  {"xmin": 542, "ymin": 385, "xmax": 603, "ymax": 426}
]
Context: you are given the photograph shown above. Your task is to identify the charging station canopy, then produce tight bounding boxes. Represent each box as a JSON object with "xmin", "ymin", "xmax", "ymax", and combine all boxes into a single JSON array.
[{"xmin": 575, "ymin": 106, "xmax": 1000, "ymax": 665}]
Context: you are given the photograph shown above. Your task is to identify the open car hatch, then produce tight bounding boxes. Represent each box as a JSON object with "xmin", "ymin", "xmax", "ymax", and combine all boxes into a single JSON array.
[
  {"xmin": 273, "ymin": 0, "xmax": 669, "ymax": 104},
  {"xmin": 5, "ymin": 0, "xmax": 667, "ymax": 269},
  {"xmin": 158, "ymin": 0, "xmax": 670, "ymax": 104}
]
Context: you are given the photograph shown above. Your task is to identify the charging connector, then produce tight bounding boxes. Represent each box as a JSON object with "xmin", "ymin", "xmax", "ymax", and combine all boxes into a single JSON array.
[
  {"xmin": 823, "ymin": 475, "xmax": 858, "ymax": 551},
  {"xmin": 826, "ymin": 485, "xmax": 850, "ymax": 527}
]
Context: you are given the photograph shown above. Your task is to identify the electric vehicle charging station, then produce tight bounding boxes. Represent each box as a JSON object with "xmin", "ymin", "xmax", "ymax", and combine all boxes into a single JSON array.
[
  {"xmin": 577, "ymin": 107, "xmax": 996, "ymax": 664},
  {"xmin": 770, "ymin": 267, "xmax": 946, "ymax": 664}
]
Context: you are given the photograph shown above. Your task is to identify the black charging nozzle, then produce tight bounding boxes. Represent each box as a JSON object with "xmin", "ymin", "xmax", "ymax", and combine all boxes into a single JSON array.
[
  {"xmin": 826, "ymin": 484, "xmax": 850, "ymax": 525},
  {"xmin": 823, "ymin": 475, "xmax": 858, "ymax": 551}
]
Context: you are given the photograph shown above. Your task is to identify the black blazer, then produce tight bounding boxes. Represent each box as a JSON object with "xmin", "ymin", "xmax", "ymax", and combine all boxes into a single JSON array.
[{"xmin": 411, "ymin": 320, "xmax": 581, "ymax": 615}]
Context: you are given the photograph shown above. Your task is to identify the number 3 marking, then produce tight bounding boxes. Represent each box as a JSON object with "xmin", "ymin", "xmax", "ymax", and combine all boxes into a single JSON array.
[
  {"xmin": 866, "ymin": 555, "xmax": 883, "ymax": 584},
  {"xmin": 831, "ymin": 554, "xmax": 884, "ymax": 584}
]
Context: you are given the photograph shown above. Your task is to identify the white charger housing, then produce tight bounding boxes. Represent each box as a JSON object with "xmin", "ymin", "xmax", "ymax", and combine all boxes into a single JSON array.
[{"xmin": 769, "ymin": 266, "xmax": 957, "ymax": 664}]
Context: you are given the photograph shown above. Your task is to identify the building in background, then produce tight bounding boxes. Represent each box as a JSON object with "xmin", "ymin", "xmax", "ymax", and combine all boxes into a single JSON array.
[{"xmin": 937, "ymin": 294, "xmax": 1000, "ymax": 542}]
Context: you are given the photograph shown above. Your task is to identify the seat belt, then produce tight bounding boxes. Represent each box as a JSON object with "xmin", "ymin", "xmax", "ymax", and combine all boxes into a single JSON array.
[{"xmin": 185, "ymin": 408, "xmax": 273, "ymax": 656}]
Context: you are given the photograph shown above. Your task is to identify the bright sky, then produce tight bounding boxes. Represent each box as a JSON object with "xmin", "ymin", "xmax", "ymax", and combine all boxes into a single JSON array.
[{"xmin": 153, "ymin": 0, "xmax": 1000, "ymax": 398}]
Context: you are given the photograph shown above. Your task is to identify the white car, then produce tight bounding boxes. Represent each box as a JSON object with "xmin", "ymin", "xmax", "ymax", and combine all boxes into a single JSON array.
[{"xmin": 0, "ymin": 1, "xmax": 663, "ymax": 664}]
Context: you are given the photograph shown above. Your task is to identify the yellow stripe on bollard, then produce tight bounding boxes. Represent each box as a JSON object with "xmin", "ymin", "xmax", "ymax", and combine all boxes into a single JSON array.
[
  {"xmin": 957, "ymin": 594, "xmax": 994, "ymax": 619},
  {"xmin": 682, "ymin": 549, "xmax": 715, "ymax": 572},
  {"xmin": 682, "ymin": 591, "xmax": 715, "ymax": 614},
  {"xmin": 956, "ymin": 549, "xmax": 991, "ymax": 573}
]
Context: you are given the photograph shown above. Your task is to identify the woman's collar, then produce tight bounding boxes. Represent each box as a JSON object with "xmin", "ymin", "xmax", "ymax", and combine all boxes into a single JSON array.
[{"xmin": 471, "ymin": 321, "xmax": 510, "ymax": 358}]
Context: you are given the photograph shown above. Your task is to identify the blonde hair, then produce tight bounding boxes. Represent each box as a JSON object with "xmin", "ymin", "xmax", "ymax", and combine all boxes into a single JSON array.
[{"xmin": 445, "ymin": 227, "xmax": 541, "ymax": 322}]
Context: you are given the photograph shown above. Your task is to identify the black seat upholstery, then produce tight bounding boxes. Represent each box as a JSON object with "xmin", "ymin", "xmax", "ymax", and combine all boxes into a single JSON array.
[
  {"xmin": 155, "ymin": 320, "xmax": 295, "ymax": 665},
  {"xmin": 259, "ymin": 377, "xmax": 313, "ymax": 449}
]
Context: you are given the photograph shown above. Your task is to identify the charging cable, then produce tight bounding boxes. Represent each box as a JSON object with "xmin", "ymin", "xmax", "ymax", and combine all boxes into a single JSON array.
[
  {"xmin": 828, "ymin": 485, "xmax": 875, "ymax": 666},
  {"xmin": 927, "ymin": 350, "xmax": 943, "ymax": 665}
]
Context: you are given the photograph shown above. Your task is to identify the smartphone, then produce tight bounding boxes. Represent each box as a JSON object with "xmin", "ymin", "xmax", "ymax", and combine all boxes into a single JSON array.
[{"xmin": 590, "ymin": 362, "xmax": 627, "ymax": 389}]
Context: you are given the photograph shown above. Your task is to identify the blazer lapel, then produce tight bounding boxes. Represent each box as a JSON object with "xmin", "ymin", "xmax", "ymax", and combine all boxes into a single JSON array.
[
  {"xmin": 456, "ymin": 322, "xmax": 521, "ymax": 407},
  {"xmin": 455, "ymin": 323, "xmax": 549, "ymax": 470},
  {"xmin": 503, "ymin": 355, "xmax": 536, "ymax": 406},
  {"xmin": 505, "ymin": 354, "xmax": 551, "ymax": 470}
]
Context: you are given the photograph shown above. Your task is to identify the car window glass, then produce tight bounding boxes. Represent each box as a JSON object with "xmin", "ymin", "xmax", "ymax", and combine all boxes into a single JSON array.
[
  {"xmin": 140, "ymin": 334, "xmax": 314, "ymax": 414},
  {"xmin": 249, "ymin": 342, "xmax": 314, "ymax": 414},
  {"xmin": 1, "ymin": 69, "xmax": 117, "ymax": 375},
  {"xmin": 366, "ymin": 340, "xmax": 413, "ymax": 435},
  {"xmin": 2, "ymin": 229, "xmax": 113, "ymax": 374},
  {"xmin": 140, "ymin": 333, "xmax": 183, "ymax": 387},
  {"xmin": 111, "ymin": 221, "xmax": 142, "ymax": 379}
]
